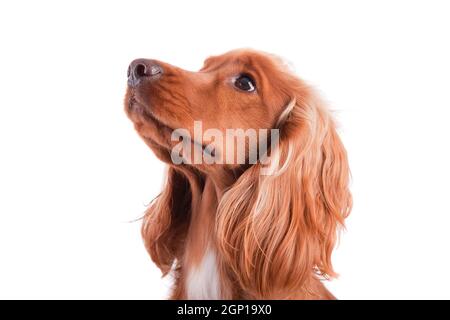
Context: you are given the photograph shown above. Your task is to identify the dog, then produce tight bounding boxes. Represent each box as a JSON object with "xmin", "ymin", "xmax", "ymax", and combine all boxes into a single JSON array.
[{"xmin": 124, "ymin": 49, "xmax": 352, "ymax": 299}]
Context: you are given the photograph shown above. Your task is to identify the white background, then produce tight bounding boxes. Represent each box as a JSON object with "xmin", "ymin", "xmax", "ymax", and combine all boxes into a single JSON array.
[{"xmin": 1, "ymin": 0, "xmax": 449, "ymax": 299}]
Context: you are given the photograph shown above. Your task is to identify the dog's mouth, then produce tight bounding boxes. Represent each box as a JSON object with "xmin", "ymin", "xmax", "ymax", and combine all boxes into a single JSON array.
[
  {"xmin": 128, "ymin": 95, "xmax": 173, "ymax": 130},
  {"xmin": 127, "ymin": 94, "xmax": 215, "ymax": 158}
]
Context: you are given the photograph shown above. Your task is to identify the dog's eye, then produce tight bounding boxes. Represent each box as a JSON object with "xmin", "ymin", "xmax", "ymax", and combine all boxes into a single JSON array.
[{"xmin": 233, "ymin": 74, "xmax": 256, "ymax": 92}]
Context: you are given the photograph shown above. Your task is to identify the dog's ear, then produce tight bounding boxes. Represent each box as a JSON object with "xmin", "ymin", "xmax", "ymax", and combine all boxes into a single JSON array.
[
  {"xmin": 142, "ymin": 167, "xmax": 191, "ymax": 274},
  {"xmin": 216, "ymin": 91, "xmax": 352, "ymax": 298}
]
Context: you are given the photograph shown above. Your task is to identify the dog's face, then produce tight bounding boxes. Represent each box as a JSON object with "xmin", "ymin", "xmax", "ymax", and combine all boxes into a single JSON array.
[{"xmin": 125, "ymin": 49, "xmax": 297, "ymax": 165}]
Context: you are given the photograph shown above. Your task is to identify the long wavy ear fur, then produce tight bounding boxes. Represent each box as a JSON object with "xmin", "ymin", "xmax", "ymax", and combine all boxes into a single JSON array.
[
  {"xmin": 142, "ymin": 167, "xmax": 192, "ymax": 275},
  {"xmin": 216, "ymin": 87, "xmax": 352, "ymax": 298}
]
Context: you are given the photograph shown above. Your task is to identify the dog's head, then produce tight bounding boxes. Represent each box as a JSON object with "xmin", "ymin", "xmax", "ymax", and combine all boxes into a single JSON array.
[
  {"xmin": 125, "ymin": 49, "xmax": 302, "ymax": 168},
  {"xmin": 125, "ymin": 49, "xmax": 352, "ymax": 298}
]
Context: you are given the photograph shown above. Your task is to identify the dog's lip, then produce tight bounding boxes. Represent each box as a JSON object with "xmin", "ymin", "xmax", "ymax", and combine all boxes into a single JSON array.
[
  {"xmin": 127, "ymin": 96, "xmax": 215, "ymax": 157},
  {"xmin": 128, "ymin": 96, "xmax": 172, "ymax": 129}
]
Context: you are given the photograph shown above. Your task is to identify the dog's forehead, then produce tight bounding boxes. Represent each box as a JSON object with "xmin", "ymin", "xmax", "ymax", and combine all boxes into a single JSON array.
[
  {"xmin": 201, "ymin": 50, "xmax": 297, "ymax": 80},
  {"xmin": 203, "ymin": 50, "xmax": 279, "ymax": 70}
]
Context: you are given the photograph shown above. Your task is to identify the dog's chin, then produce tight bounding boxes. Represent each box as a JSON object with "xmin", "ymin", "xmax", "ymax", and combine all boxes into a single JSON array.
[
  {"xmin": 126, "ymin": 97, "xmax": 173, "ymax": 148},
  {"xmin": 136, "ymin": 120, "xmax": 175, "ymax": 163},
  {"xmin": 127, "ymin": 95, "xmax": 168, "ymax": 126}
]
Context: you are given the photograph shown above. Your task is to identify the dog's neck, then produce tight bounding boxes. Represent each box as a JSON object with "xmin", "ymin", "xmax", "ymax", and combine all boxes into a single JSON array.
[
  {"xmin": 186, "ymin": 176, "xmax": 220, "ymax": 263},
  {"xmin": 180, "ymin": 167, "xmax": 238, "ymax": 299},
  {"xmin": 183, "ymin": 167, "xmax": 237, "ymax": 259}
]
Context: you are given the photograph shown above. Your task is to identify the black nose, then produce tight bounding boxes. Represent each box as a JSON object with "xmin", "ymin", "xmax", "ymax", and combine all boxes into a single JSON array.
[{"xmin": 127, "ymin": 59, "xmax": 163, "ymax": 87}]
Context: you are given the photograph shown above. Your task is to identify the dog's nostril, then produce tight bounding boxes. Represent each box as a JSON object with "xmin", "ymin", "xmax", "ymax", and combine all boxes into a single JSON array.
[
  {"xmin": 127, "ymin": 65, "xmax": 131, "ymax": 78},
  {"xmin": 134, "ymin": 63, "xmax": 147, "ymax": 79},
  {"xmin": 128, "ymin": 59, "xmax": 163, "ymax": 87}
]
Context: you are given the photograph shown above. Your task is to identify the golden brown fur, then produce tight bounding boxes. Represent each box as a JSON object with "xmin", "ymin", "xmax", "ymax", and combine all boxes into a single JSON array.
[{"xmin": 125, "ymin": 49, "xmax": 352, "ymax": 299}]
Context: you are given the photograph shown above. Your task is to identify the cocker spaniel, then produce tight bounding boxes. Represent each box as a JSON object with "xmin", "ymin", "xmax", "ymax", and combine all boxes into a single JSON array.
[{"xmin": 124, "ymin": 49, "xmax": 352, "ymax": 299}]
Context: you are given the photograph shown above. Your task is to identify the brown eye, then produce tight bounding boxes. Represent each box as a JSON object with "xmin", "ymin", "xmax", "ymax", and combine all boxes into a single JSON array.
[{"xmin": 233, "ymin": 74, "xmax": 256, "ymax": 92}]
